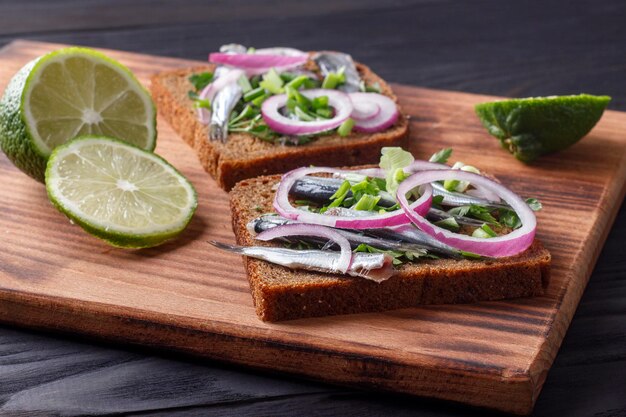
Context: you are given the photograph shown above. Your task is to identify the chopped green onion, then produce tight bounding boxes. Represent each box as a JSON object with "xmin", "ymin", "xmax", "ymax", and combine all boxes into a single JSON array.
[
  {"xmin": 351, "ymin": 179, "xmax": 379, "ymax": 196},
  {"xmin": 238, "ymin": 75, "xmax": 253, "ymax": 93},
  {"xmin": 251, "ymin": 93, "xmax": 269, "ymax": 107},
  {"xmin": 431, "ymin": 195, "xmax": 445, "ymax": 208},
  {"xmin": 434, "ymin": 217, "xmax": 460, "ymax": 232},
  {"xmin": 315, "ymin": 108, "xmax": 333, "ymax": 118},
  {"xmin": 259, "ymin": 68, "xmax": 284, "ymax": 94},
  {"xmin": 280, "ymin": 72, "xmax": 297, "ymax": 83},
  {"xmin": 312, "ymin": 96, "xmax": 329, "ymax": 109},
  {"xmin": 285, "ymin": 85, "xmax": 312, "ymax": 107},
  {"xmin": 328, "ymin": 180, "xmax": 351, "ymax": 208},
  {"xmin": 353, "ymin": 194, "xmax": 381, "ymax": 211},
  {"xmin": 322, "ymin": 72, "xmax": 342, "ymax": 89},
  {"xmin": 285, "ymin": 75, "xmax": 310, "ymax": 90},
  {"xmin": 429, "ymin": 148, "xmax": 452, "ymax": 164},
  {"xmin": 337, "ymin": 118, "xmax": 355, "ymax": 137},
  {"xmin": 460, "ymin": 250, "xmax": 481, "ymax": 259},
  {"xmin": 472, "ymin": 223, "xmax": 497, "ymax": 238},
  {"xmin": 244, "ymin": 87, "xmax": 266, "ymax": 102},
  {"xmin": 330, "ymin": 180, "xmax": 351, "ymax": 200},
  {"xmin": 443, "ymin": 162, "xmax": 466, "ymax": 191},
  {"xmin": 193, "ymin": 98, "xmax": 211, "ymax": 109},
  {"xmin": 364, "ymin": 83, "xmax": 381, "ymax": 93},
  {"xmin": 448, "ymin": 204, "xmax": 499, "ymax": 225},
  {"xmin": 229, "ymin": 105, "xmax": 256, "ymax": 126},
  {"xmin": 295, "ymin": 106, "xmax": 316, "ymax": 121}
]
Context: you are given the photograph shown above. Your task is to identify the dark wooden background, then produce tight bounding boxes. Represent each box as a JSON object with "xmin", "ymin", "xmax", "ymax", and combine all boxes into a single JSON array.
[{"xmin": 0, "ymin": 1, "xmax": 625, "ymax": 416}]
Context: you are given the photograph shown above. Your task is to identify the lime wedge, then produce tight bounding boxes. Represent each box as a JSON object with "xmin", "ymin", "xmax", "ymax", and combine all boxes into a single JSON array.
[
  {"xmin": 0, "ymin": 47, "xmax": 156, "ymax": 181},
  {"xmin": 475, "ymin": 94, "xmax": 610, "ymax": 162},
  {"xmin": 45, "ymin": 136, "xmax": 196, "ymax": 248}
]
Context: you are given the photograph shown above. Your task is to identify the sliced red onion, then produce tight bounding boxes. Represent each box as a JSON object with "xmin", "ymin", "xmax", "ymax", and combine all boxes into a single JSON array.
[
  {"xmin": 209, "ymin": 52, "xmax": 308, "ymax": 75},
  {"xmin": 396, "ymin": 170, "xmax": 536, "ymax": 258},
  {"xmin": 256, "ymin": 223, "xmax": 352, "ymax": 273},
  {"xmin": 351, "ymin": 100, "xmax": 380, "ymax": 121},
  {"xmin": 262, "ymin": 89, "xmax": 353, "ymax": 136},
  {"xmin": 196, "ymin": 68, "xmax": 245, "ymax": 124},
  {"xmin": 348, "ymin": 92, "xmax": 399, "ymax": 133},
  {"xmin": 274, "ymin": 167, "xmax": 432, "ymax": 230}
]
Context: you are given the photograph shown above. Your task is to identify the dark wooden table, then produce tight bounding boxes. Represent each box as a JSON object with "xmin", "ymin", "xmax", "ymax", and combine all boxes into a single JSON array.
[{"xmin": 1, "ymin": 1, "xmax": 624, "ymax": 416}]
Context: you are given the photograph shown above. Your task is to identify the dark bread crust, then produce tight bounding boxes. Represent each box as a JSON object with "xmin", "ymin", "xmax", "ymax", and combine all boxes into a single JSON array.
[
  {"xmin": 230, "ymin": 175, "xmax": 551, "ymax": 322},
  {"xmin": 150, "ymin": 61, "xmax": 410, "ymax": 191}
]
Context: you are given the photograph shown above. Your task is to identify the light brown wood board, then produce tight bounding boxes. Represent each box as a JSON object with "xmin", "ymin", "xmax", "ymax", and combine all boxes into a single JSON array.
[{"xmin": 0, "ymin": 40, "xmax": 624, "ymax": 415}]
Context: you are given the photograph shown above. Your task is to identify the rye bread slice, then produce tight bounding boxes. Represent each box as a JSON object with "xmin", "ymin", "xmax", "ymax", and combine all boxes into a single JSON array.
[
  {"xmin": 230, "ymin": 175, "xmax": 551, "ymax": 322},
  {"xmin": 150, "ymin": 61, "xmax": 409, "ymax": 191}
]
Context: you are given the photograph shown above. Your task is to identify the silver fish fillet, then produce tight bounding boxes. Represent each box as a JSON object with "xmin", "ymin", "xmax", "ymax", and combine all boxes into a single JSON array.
[
  {"xmin": 248, "ymin": 214, "xmax": 462, "ymax": 259},
  {"xmin": 209, "ymin": 241, "xmax": 395, "ymax": 283},
  {"xmin": 249, "ymin": 215, "xmax": 432, "ymax": 256},
  {"xmin": 312, "ymin": 51, "xmax": 361, "ymax": 93},
  {"xmin": 430, "ymin": 182, "xmax": 510, "ymax": 209},
  {"xmin": 209, "ymin": 66, "xmax": 243, "ymax": 143}
]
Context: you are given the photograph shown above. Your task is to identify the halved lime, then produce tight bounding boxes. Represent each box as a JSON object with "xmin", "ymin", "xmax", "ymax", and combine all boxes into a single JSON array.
[
  {"xmin": 45, "ymin": 136, "xmax": 196, "ymax": 248},
  {"xmin": 0, "ymin": 47, "xmax": 156, "ymax": 181},
  {"xmin": 475, "ymin": 94, "xmax": 610, "ymax": 162}
]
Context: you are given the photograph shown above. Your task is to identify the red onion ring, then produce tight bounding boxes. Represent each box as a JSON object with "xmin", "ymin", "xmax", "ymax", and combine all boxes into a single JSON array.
[
  {"xmin": 196, "ymin": 68, "xmax": 245, "ymax": 124},
  {"xmin": 274, "ymin": 167, "xmax": 433, "ymax": 229},
  {"xmin": 256, "ymin": 223, "xmax": 352, "ymax": 273},
  {"xmin": 348, "ymin": 93, "xmax": 399, "ymax": 133},
  {"xmin": 351, "ymin": 100, "xmax": 380, "ymax": 121},
  {"xmin": 396, "ymin": 170, "xmax": 536, "ymax": 258},
  {"xmin": 262, "ymin": 89, "xmax": 353, "ymax": 136},
  {"xmin": 209, "ymin": 52, "xmax": 308, "ymax": 75}
]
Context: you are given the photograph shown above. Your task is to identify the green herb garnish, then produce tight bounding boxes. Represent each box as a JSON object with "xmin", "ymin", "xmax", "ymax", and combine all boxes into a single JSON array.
[
  {"xmin": 472, "ymin": 223, "xmax": 498, "ymax": 238},
  {"xmin": 448, "ymin": 204, "xmax": 499, "ymax": 225},
  {"xmin": 189, "ymin": 72, "xmax": 214, "ymax": 91},
  {"xmin": 321, "ymin": 66, "xmax": 346, "ymax": 89},
  {"xmin": 259, "ymin": 68, "xmax": 284, "ymax": 94},
  {"xmin": 337, "ymin": 118, "xmax": 355, "ymax": 137},
  {"xmin": 354, "ymin": 243, "xmax": 428, "ymax": 266},
  {"xmin": 434, "ymin": 217, "xmax": 460, "ymax": 232},
  {"xmin": 429, "ymin": 148, "xmax": 452, "ymax": 164},
  {"xmin": 526, "ymin": 198, "xmax": 542, "ymax": 211}
]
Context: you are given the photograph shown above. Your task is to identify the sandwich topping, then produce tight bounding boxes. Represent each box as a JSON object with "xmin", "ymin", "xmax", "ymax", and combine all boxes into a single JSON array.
[
  {"xmin": 213, "ymin": 148, "xmax": 542, "ymax": 283},
  {"xmin": 187, "ymin": 44, "xmax": 399, "ymax": 145}
]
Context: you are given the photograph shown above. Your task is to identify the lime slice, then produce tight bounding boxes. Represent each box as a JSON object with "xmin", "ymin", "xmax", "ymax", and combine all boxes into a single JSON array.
[
  {"xmin": 45, "ymin": 136, "xmax": 196, "ymax": 248},
  {"xmin": 0, "ymin": 47, "xmax": 156, "ymax": 181},
  {"xmin": 475, "ymin": 94, "xmax": 610, "ymax": 162}
]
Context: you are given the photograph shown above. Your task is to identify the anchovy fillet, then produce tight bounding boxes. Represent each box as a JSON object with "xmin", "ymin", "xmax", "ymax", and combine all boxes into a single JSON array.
[
  {"xmin": 248, "ymin": 215, "xmax": 461, "ymax": 259},
  {"xmin": 209, "ymin": 241, "xmax": 394, "ymax": 282},
  {"xmin": 209, "ymin": 66, "xmax": 243, "ymax": 143},
  {"xmin": 312, "ymin": 51, "xmax": 361, "ymax": 93}
]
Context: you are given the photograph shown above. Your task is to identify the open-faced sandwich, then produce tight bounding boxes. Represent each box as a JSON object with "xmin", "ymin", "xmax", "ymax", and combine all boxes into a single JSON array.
[
  {"xmin": 219, "ymin": 147, "xmax": 551, "ymax": 321},
  {"xmin": 151, "ymin": 44, "xmax": 409, "ymax": 190}
]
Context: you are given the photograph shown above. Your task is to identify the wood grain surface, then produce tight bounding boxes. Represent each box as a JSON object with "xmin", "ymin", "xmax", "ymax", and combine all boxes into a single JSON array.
[{"xmin": 0, "ymin": 40, "xmax": 624, "ymax": 415}]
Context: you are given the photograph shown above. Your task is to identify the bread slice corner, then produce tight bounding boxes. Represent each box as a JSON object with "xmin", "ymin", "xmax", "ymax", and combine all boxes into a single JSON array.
[{"xmin": 229, "ymin": 175, "xmax": 552, "ymax": 322}]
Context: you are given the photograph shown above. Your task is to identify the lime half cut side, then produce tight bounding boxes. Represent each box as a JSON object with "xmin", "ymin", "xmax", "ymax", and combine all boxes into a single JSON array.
[
  {"xmin": 0, "ymin": 47, "xmax": 156, "ymax": 181},
  {"xmin": 475, "ymin": 94, "xmax": 610, "ymax": 163},
  {"xmin": 45, "ymin": 136, "xmax": 197, "ymax": 248}
]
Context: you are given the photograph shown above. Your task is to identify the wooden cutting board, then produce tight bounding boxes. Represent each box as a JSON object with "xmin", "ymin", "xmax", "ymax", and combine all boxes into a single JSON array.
[{"xmin": 1, "ymin": 40, "xmax": 625, "ymax": 415}]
